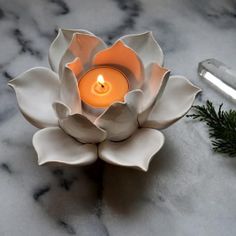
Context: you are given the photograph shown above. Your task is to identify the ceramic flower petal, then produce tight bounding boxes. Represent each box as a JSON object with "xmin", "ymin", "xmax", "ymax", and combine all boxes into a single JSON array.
[
  {"xmin": 124, "ymin": 89, "xmax": 144, "ymax": 114},
  {"xmin": 53, "ymin": 102, "xmax": 107, "ymax": 143},
  {"xmin": 142, "ymin": 76, "xmax": 201, "ymax": 129},
  {"xmin": 67, "ymin": 57, "xmax": 83, "ymax": 77},
  {"xmin": 92, "ymin": 40, "xmax": 144, "ymax": 88},
  {"xmin": 95, "ymin": 102, "xmax": 138, "ymax": 141},
  {"xmin": 120, "ymin": 31, "xmax": 164, "ymax": 67},
  {"xmin": 98, "ymin": 128, "xmax": 164, "ymax": 171},
  {"xmin": 60, "ymin": 66, "xmax": 81, "ymax": 114},
  {"xmin": 49, "ymin": 29, "xmax": 94, "ymax": 72},
  {"xmin": 142, "ymin": 63, "xmax": 170, "ymax": 109},
  {"xmin": 53, "ymin": 101, "xmax": 71, "ymax": 119},
  {"xmin": 58, "ymin": 33, "xmax": 107, "ymax": 77},
  {"xmin": 138, "ymin": 65, "xmax": 170, "ymax": 126},
  {"xmin": 33, "ymin": 127, "xmax": 98, "ymax": 165},
  {"xmin": 8, "ymin": 67, "xmax": 59, "ymax": 128}
]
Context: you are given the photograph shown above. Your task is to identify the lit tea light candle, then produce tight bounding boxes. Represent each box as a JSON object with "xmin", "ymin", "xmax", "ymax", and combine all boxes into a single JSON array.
[
  {"xmin": 78, "ymin": 67, "xmax": 129, "ymax": 108},
  {"xmin": 94, "ymin": 74, "xmax": 108, "ymax": 94}
]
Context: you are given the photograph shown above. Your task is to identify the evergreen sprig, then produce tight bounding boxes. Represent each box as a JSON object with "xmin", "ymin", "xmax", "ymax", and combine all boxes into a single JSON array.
[{"xmin": 187, "ymin": 101, "xmax": 236, "ymax": 157}]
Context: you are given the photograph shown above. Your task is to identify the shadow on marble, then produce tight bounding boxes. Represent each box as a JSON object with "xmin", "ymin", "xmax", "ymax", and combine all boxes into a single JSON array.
[
  {"xmin": 35, "ymin": 135, "xmax": 179, "ymax": 223},
  {"xmin": 99, "ymin": 137, "xmax": 179, "ymax": 215}
]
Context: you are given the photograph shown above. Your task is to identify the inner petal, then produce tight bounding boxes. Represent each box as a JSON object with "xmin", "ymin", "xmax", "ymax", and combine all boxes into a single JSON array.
[
  {"xmin": 92, "ymin": 40, "xmax": 144, "ymax": 90},
  {"xmin": 58, "ymin": 33, "xmax": 106, "ymax": 78},
  {"xmin": 67, "ymin": 57, "xmax": 83, "ymax": 77},
  {"xmin": 69, "ymin": 33, "xmax": 106, "ymax": 67},
  {"xmin": 142, "ymin": 63, "xmax": 170, "ymax": 109}
]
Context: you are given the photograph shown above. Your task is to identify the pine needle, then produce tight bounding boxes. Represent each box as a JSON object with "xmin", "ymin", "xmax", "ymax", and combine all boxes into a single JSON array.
[{"xmin": 187, "ymin": 101, "xmax": 236, "ymax": 157}]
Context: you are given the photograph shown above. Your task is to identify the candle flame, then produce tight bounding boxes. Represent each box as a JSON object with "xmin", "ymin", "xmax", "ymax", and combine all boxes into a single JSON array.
[{"xmin": 97, "ymin": 74, "xmax": 105, "ymax": 87}]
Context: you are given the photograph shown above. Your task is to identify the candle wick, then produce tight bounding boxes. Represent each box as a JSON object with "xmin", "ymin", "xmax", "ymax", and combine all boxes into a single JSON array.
[{"xmin": 98, "ymin": 81, "xmax": 105, "ymax": 88}]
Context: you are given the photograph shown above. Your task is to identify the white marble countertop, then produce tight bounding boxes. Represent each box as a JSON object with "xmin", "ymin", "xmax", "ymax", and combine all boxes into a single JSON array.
[{"xmin": 1, "ymin": 0, "xmax": 236, "ymax": 235}]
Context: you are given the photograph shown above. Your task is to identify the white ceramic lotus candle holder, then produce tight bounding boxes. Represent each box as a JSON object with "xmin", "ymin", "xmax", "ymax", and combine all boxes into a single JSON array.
[{"xmin": 9, "ymin": 29, "xmax": 201, "ymax": 171}]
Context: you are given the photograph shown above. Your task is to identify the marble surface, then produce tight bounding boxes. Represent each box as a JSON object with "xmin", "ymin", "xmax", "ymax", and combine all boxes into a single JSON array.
[{"xmin": 1, "ymin": 0, "xmax": 236, "ymax": 235}]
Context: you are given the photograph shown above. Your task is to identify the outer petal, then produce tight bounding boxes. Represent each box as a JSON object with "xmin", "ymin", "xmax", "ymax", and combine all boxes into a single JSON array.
[
  {"xmin": 8, "ymin": 67, "xmax": 59, "ymax": 128},
  {"xmin": 98, "ymin": 128, "xmax": 164, "ymax": 171},
  {"xmin": 33, "ymin": 127, "xmax": 97, "ymax": 165},
  {"xmin": 120, "ymin": 31, "xmax": 164, "ymax": 67},
  {"xmin": 49, "ymin": 29, "xmax": 93, "ymax": 72},
  {"xmin": 53, "ymin": 102, "xmax": 107, "ymax": 144},
  {"xmin": 142, "ymin": 76, "xmax": 201, "ymax": 129},
  {"xmin": 60, "ymin": 66, "xmax": 81, "ymax": 114},
  {"xmin": 95, "ymin": 102, "xmax": 138, "ymax": 141},
  {"xmin": 58, "ymin": 33, "xmax": 107, "ymax": 78},
  {"xmin": 92, "ymin": 41, "xmax": 144, "ymax": 89}
]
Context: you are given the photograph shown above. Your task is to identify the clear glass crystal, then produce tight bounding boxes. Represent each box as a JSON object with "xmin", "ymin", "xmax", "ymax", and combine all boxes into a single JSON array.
[{"xmin": 198, "ymin": 58, "xmax": 236, "ymax": 101}]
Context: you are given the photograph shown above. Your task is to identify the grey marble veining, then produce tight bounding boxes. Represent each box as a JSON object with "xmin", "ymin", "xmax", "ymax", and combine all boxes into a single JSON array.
[{"xmin": 1, "ymin": 0, "xmax": 236, "ymax": 235}]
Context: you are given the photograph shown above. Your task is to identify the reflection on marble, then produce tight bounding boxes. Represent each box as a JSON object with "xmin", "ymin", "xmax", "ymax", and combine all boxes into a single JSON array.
[{"xmin": 1, "ymin": 0, "xmax": 236, "ymax": 235}]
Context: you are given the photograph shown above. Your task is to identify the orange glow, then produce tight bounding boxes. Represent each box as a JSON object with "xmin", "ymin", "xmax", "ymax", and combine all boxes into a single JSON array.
[{"xmin": 78, "ymin": 67, "xmax": 129, "ymax": 108}]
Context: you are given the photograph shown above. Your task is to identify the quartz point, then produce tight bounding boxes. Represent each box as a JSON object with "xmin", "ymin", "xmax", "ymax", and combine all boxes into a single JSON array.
[{"xmin": 198, "ymin": 58, "xmax": 236, "ymax": 101}]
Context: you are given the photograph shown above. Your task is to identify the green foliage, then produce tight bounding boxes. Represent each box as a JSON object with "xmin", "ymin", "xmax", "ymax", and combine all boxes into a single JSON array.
[{"xmin": 187, "ymin": 101, "xmax": 236, "ymax": 157}]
